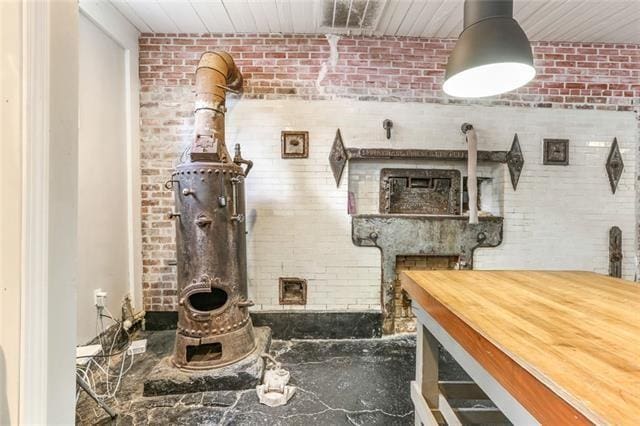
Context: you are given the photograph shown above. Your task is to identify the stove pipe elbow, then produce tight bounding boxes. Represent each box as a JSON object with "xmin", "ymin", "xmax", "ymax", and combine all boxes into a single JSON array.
[{"xmin": 191, "ymin": 51, "xmax": 243, "ymax": 163}]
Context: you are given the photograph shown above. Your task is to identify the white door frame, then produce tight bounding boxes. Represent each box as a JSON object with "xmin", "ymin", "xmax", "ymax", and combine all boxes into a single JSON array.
[
  {"xmin": 20, "ymin": 0, "xmax": 79, "ymax": 423},
  {"xmin": 20, "ymin": 0, "xmax": 52, "ymax": 422}
]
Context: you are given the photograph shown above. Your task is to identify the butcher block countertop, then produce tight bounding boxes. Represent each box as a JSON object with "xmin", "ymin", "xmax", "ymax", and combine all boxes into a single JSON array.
[{"xmin": 401, "ymin": 270, "xmax": 640, "ymax": 425}]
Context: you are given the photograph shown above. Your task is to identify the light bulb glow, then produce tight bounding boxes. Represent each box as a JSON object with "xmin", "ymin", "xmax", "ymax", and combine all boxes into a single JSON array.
[{"xmin": 443, "ymin": 62, "xmax": 536, "ymax": 98}]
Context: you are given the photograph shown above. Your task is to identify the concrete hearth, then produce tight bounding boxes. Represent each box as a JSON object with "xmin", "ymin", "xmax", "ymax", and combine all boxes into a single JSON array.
[{"xmin": 143, "ymin": 327, "xmax": 271, "ymax": 397}]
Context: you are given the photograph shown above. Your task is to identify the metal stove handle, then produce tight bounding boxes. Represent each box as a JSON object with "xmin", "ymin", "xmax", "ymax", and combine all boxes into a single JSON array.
[
  {"xmin": 233, "ymin": 144, "xmax": 253, "ymax": 177},
  {"xmin": 230, "ymin": 176, "xmax": 244, "ymax": 223}
]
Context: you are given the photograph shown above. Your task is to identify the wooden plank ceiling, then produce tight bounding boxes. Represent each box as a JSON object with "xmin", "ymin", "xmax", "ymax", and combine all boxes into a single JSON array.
[{"xmin": 107, "ymin": 0, "xmax": 640, "ymax": 43}]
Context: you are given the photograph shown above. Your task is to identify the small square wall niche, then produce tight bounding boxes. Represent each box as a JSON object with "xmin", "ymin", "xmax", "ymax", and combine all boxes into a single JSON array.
[
  {"xmin": 281, "ymin": 131, "xmax": 309, "ymax": 159},
  {"xmin": 279, "ymin": 277, "xmax": 307, "ymax": 305},
  {"xmin": 543, "ymin": 139, "xmax": 569, "ymax": 165}
]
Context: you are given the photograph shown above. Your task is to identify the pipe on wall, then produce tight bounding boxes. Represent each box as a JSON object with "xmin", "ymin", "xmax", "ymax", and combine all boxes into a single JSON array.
[
  {"xmin": 462, "ymin": 123, "xmax": 479, "ymax": 224},
  {"xmin": 191, "ymin": 51, "xmax": 243, "ymax": 163}
]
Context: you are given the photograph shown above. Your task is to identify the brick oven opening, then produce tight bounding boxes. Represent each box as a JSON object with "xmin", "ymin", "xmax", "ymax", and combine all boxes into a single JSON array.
[{"xmin": 393, "ymin": 255, "xmax": 459, "ymax": 333}]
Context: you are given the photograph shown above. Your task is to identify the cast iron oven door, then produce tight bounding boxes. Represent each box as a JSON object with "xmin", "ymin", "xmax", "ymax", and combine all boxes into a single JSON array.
[{"xmin": 380, "ymin": 168, "xmax": 461, "ymax": 215}]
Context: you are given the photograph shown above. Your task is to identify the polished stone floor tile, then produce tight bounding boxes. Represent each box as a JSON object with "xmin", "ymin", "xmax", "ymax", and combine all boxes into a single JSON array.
[{"xmin": 76, "ymin": 330, "xmax": 468, "ymax": 425}]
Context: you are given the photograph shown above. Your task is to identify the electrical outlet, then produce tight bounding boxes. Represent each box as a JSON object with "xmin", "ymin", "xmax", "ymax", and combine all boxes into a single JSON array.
[{"xmin": 94, "ymin": 289, "xmax": 107, "ymax": 308}]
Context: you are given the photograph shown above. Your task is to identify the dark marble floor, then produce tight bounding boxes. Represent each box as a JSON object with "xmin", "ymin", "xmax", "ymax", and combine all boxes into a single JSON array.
[{"xmin": 76, "ymin": 330, "xmax": 469, "ymax": 425}]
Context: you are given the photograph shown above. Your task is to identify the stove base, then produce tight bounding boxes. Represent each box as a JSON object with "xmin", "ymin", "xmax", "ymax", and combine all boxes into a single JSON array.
[
  {"xmin": 143, "ymin": 327, "xmax": 271, "ymax": 397},
  {"xmin": 173, "ymin": 319, "xmax": 258, "ymax": 370}
]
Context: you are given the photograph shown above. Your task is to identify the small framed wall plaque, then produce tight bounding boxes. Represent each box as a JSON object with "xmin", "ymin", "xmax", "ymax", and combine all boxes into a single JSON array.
[
  {"xmin": 279, "ymin": 277, "xmax": 307, "ymax": 305},
  {"xmin": 543, "ymin": 139, "xmax": 569, "ymax": 165},
  {"xmin": 281, "ymin": 131, "xmax": 309, "ymax": 159}
]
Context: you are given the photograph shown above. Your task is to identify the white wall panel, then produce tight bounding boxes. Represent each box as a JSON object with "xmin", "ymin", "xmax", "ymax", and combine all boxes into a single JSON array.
[
  {"xmin": 78, "ymin": 14, "xmax": 132, "ymax": 343},
  {"xmin": 111, "ymin": 0, "xmax": 153, "ymax": 32},
  {"xmin": 127, "ymin": 0, "xmax": 179, "ymax": 32},
  {"xmin": 159, "ymin": 0, "xmax": 208, "ymax": 33},
  {"xmin": 191, "ymin": 1, "xmax": 236, "ymax": 33}
]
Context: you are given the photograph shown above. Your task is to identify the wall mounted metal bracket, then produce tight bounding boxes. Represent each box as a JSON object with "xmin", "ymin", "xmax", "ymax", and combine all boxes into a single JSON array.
[
  {"xmin": 329, "ymin": 130, "xmax": 525, "ymax": 189},
  {"xmin": 606, "ymin": 137, "xmax": 624, "ymax": 194},
  {"xmin": 507, "ymin": 133, "xmax": 524, "ymax": 190},
  {"xmin": 609, "ymin": 226, "xmax": 622, "ymax": 278},
  {"xmin": 383, "ymin": 119, "xmax": 393, "ymax": 139}
]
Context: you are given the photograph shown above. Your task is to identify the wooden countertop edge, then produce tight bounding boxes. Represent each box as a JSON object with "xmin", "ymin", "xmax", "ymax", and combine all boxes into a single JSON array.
[
  {"xmin": 403, "ymin": 271, "xmax": 612, "ymax": 423},
  {"xmin": 400, "ymin": 272, "xmax": 598, "ymax": 425}
]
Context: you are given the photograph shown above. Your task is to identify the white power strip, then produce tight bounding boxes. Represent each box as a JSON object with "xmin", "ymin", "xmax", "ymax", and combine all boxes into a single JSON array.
[
  {"xmin": 76, "ymin": 344, "xmax": 102, "ymax": 366},
  {"xmin": 127, "ymin": 339, "xmax": 147, "ymax": 355}
]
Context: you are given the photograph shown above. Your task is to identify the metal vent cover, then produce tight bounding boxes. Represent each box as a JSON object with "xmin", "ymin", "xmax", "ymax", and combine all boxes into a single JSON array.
[{"xmin": 322, "ymin": 0, "xmax": 381, "ymax": 29}]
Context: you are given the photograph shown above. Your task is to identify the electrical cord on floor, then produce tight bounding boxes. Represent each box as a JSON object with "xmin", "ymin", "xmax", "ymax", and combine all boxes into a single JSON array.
[
  {"xmin": 76, "ymin": 306, "xmax": 136, "ymax": 407},
  {"xmin": 77, "ymin": 314, "xmax": 132, "ymax": 359}
]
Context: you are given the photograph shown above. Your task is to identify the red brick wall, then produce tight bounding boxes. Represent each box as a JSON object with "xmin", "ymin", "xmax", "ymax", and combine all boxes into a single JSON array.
[
  {"xmin": 139, "ymin": 33, "xmax": 640, "ymax": 311},
  {"xmin": 140, "ymin": 33, "xmax": 639, "ymax": 110}
]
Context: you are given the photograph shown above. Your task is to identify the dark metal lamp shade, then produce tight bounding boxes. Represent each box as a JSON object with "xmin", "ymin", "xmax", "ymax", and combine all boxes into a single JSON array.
[{"xmin": 443, "ymin": 0, "xmax": 535, "ymax": 98}]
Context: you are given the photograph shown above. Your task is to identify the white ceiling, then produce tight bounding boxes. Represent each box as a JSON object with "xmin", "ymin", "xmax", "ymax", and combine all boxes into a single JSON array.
[{"xmin": 108, "ymin": 0, "xmax": 640, "ymax": 43}]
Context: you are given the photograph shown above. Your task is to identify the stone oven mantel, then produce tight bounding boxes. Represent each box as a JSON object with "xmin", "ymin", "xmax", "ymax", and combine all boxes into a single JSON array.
[{"xmin": 351, "ymin": 214, "xmax": 503, "ymax": 333}]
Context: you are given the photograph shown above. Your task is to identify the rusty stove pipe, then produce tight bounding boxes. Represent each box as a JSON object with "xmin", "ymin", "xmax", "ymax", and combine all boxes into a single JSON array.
[
  {"xmin": 191, "ymin": 51, "xmax": 243, "ymax": 163},
  {"xmin": 170, "ymin": 52, "xmax": 256, "ymax": 370}
]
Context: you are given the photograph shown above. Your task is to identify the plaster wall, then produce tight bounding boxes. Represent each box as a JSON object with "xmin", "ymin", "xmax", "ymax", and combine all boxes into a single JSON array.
[
  {"xmin": 77, "ymin": 14, "xmax": 130, "ymax": 343},
  {"xmin": 47, "ymin": 1, "xmax": 79, "ymax": 422},
  {"xmin": 0, "ymin": 1, "xmax": 23, "ymax": 422}
]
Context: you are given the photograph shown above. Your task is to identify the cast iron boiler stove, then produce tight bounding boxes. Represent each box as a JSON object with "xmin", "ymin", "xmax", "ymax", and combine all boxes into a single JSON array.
[{"xmin": 169, "ymin": 51, "xmax": 258, "ymax": 370}]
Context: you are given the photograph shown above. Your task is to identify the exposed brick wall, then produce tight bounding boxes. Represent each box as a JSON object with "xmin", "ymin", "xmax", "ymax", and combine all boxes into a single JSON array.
[
  {"xmin": 140, "ymin": 33, "xmax": 639, "ymax": 110},
  {"xmin": 139, "ymin": 33, "xmax": 640, "ymax": 312},
  {"xmin": 394, "ymin": 256, "xmax": 458, "ymax": 333}
]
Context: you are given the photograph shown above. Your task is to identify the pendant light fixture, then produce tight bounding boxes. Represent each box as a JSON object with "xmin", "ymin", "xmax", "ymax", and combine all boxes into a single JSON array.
[{"xmin": 443, "ymin": 0, "xmax": 535, "ymax": 98}]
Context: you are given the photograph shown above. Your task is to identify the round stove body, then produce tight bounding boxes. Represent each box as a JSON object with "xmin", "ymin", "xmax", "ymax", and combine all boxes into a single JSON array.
[{"xmin": 171, "ymin": 161, "xmax": 256, "ymax": 370}]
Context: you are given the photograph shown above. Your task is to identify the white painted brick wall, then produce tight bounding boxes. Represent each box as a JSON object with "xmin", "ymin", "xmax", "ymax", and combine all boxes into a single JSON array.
[{"xmin": 225, "ymin": 100, "xmax": 636, "ymax": 311}]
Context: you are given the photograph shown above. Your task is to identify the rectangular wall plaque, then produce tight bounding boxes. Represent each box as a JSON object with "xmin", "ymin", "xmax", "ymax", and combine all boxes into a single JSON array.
[
  {"xmin": 281, "ymin": 131, "xmax": 309, "ymax": 159},
  {"xmin": 543, "ymin": 139, "xmax": 569, "ymax": 165}
]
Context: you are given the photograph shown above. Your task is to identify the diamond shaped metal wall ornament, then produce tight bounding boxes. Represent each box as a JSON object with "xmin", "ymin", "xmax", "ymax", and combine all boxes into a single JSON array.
[
  {"xmin": 606, "ymin": 137, "xmax": 624, "ymax": 194},
  {"xmin": 506, "ymin": 133, "xmax": 524, "ymax": 190},
  {"xmin": 329, "ymin": 128, "xmax": 347, "ymax": 187}
]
